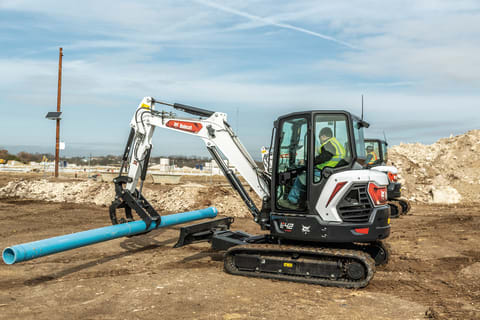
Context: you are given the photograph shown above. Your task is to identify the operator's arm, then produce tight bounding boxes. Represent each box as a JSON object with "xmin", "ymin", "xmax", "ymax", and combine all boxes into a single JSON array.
[{"xmin": 314, "ymin": 142, "xmax": 335, "ymax": 165}]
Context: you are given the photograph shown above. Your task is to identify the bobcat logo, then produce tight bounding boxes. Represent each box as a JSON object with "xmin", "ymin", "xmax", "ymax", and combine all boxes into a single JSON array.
[{"xmin": 301, "ymin": 225, "xmax": 311, "ymax": 235}]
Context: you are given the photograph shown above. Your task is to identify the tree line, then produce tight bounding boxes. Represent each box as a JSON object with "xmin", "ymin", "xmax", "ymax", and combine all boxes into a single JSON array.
[
  {"xmin": 0, "ymin": 150, "xmax": 212, "ymax": 167},
  {"xmin": 0, "ymin": 149, "xmax": 54, "ymax": 163}
]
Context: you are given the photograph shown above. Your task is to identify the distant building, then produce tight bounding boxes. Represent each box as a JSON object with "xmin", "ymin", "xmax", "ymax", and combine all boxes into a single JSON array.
[
  {"xmin": 150, "ymin": 158, "xmax": 174, "ymax": 172},
  {"xmin": 159, "ymin": 158, "xmax": 171, "ymax": 171},
  {"xmin": 204, "ymin": 160, "xmax": 238, "ymax": 175},
  {"xmin": 6, "ymin": 160, "xmax": 24, "ymax": 166}
]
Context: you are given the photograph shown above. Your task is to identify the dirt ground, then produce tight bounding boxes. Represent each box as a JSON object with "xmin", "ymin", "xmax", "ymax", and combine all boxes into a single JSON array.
[{"xmin": 0, "ymin": 175, "xmax": 479, "ymax": 319}]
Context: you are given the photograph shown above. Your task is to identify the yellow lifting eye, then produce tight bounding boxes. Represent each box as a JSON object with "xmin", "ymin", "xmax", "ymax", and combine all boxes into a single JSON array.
[
  {"xmin": 387, "ymin": 218, "xmax": 391, "ymax": 224},
  {"xmin": 283, "ymin": 262, "xmax": 293, "ymax": 268}
]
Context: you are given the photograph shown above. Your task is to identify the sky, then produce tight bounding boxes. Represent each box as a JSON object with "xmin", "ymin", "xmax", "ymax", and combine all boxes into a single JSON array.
[{"xmin": 1, "ymin": 0, "xmax": 479, "ymax": 159}]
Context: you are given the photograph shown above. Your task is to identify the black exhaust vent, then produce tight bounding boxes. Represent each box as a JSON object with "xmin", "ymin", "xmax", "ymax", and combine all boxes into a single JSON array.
[{"xmin": 337, "ymin": 184, "xmax": 372, "ymax": 223}]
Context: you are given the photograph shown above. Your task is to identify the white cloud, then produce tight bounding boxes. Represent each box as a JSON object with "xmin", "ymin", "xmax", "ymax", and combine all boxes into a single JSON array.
[
  {"xmin": 193, "ymin": 0, "xmax": 358, "ymax": 49},
  {"xmin": 1, "ymin": 0, "xmax": 479, "ymax": 154}
]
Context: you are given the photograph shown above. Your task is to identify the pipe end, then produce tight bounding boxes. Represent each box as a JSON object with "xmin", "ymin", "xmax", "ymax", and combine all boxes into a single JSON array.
[{"xmin": 2, "ymin": 248, "xmax": 16, "ymax": 265}]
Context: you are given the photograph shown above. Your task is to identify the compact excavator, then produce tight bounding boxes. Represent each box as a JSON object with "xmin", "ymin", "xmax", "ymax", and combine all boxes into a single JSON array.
[
  {"xmin": 109, "ymin": 97, "xmax": 391, "ymax": 288},
  {"xmin": 364, "ymin": 138, "xmax": 411, "ymax": 217}
]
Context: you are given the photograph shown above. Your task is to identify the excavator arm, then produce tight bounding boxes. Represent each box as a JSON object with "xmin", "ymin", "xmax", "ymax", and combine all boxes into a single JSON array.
[{"xmin": 110, "ymin": 97, "xmax": 271, "ymax": 230}]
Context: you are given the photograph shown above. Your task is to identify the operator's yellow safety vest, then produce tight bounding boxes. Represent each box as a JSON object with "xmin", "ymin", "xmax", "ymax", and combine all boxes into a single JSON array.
[
  {"xmin": 367, "ymin": 151, "xmax": 378, "ymax": 165},
  {"xmin": 316, "ymin": 137, "xmax": 346, "ymax": 170}
]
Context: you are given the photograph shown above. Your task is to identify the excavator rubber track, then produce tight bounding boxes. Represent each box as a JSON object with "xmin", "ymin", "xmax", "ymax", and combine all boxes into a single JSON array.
[
  {"xmin": 387, "ymin": 200, "xmax": 401, "ymax": 218},
  {"xmin": 370, "ymin": 241, "xmax": 391, "ymax": 266},
  {"xmin": 349, "ymin": 240, "xmax": 391, "ymax": 266},
  {"xmin": 224, "ymin": 244, "xmax": 376, "ymax": 288},
  {"xmin": 396, "ymin": 197, "xmax": 411, "ymax": 215}
]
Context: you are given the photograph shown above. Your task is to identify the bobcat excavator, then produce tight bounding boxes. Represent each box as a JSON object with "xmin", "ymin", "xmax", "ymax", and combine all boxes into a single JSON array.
[
  {"xmin": 364, "ymin": 138, "xmax": 411, "ymax": 217},
  {"xmin": 110, "ymin": 97, "xmax": 391, "ymax": 288}
]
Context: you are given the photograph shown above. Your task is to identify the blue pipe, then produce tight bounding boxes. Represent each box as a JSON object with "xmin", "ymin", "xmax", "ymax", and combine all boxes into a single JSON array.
[{"xmin": 2, "ymin": 207, "xmax": 218, "ymax": 265}]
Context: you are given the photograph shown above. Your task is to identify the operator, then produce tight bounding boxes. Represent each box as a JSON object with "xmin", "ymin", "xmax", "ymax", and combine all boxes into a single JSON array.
[
  {"xmin": 365, "ymin": 145, "xmax": 378, "ymax": 165},
  {"xmin": 279, "ymin": 127, "xmax": 346, "ymax": 210},
  {"xmin": 314, "ymin": 127, "xmax": 346, "ymax": 170}
]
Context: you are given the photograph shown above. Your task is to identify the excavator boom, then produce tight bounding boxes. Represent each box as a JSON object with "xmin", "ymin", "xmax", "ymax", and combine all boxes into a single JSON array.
[{"xmin": 111, "ymin": 97, "xmax": 270, "ymax": 229}]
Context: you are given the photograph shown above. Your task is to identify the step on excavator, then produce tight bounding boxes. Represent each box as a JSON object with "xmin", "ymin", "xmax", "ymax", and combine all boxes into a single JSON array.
[
  {"xmin": 110, "ymin": 97, "xmax": 391, "ymax": 288},
  {"xmin": 364, "ymin": 138, "xmax": 411, "ymax": 217}
]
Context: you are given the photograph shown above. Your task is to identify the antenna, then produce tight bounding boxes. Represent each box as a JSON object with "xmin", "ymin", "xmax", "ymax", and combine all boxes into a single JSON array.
[
  {"xmin": 383, "ymin": 130, "xmax": 388, "ymax": 144},
  {"xmin": 361, "ymin": 94, "xmax": 364, "ymax": 121}
]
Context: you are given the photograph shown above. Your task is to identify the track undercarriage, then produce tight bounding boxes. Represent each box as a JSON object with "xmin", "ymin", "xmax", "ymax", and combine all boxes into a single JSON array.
[
  {"xmin": 387, "ymin": 200, "xmax": 401, "ymax": 218},
  {"xmin": 396, "ymin": 197, "xmax": 411, "ymax": 214},
  {"xmin": 175, "ymin": 219, "xmax": 390, "ymax": 288},
  {"xmin": 224, "ymin": 244, "xmax": 377, "ymax": 288},
  {"xmin": 388, "ymin": 197, "xmax": 411, "ymax": 218}
]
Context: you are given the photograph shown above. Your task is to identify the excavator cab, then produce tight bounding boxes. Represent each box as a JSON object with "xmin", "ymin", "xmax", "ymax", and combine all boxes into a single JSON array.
[
  {"xmin": 273, "ymin": 111, "xmax": 368, "ymax": 213},
  {"xmin": 266, "ymin": 111, "xmax": 391, "ymax": 244},
  {"xmin": 364, "ymin": 139, "xmax": 387, "ymax": 166}
]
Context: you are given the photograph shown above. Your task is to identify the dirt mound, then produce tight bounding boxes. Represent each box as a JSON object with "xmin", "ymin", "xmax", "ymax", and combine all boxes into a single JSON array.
[
  {"xmin": 460, "ymin": 262, "xmax": 480, "ymax": 279},
  {"xmin": 196, "ymin": 185, "xmax": 259, "ymax": 217},
  {"xmin": 0, "ymin": 179, "xmax": 114, "ymax": 206},
  {"xmin": 0, "ymin": 179, "xmax": 256, "ymax": 217},
  {"xmin": 388, "ymin": 129, "xmax": 480, "ymax": 203}
]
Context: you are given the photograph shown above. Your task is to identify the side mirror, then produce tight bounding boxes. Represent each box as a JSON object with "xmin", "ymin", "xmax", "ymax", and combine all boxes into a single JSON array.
[{"xmin": 357, "ymin": 120, "xmax": 370, "ymax": 128}]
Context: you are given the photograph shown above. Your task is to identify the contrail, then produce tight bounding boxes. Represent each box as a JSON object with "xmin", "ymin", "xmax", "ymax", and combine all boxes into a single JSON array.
[{"xmin": 193, "ymin": 0, "xmax": 358, "ymax": 50}]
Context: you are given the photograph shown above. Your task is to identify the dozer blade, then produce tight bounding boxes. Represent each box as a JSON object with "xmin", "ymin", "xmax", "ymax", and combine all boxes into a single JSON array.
[
  {"xmin": 174, "ymin": 217, "xmax": 234, "ymax": 248},
  {"xmin": 224, "ymin": 244, "xmax": 376, "ymax": 288}
]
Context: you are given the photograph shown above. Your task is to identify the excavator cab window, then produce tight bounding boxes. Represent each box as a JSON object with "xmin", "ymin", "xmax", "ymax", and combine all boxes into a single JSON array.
[
  {"xmin": 365, "ymin": 140, "xmax": 382, "ymax": 166},
  {"xmin": 353, "ymin": 119, "xmax": 367, "ymax": 162},
  {"xmin": 364, "ymin": 139, "xmax": 383, "ymax": 166},
  {"xmin": 314, "ymin": 114, "xmax": 352, "ymax": 183},
  {"xmin": 381, "ymin": 140, "xmax": 388, "ymax": 162},
  {"xmin": 276, "ymin": 116, "xmax": 308, "ymax": 211}
]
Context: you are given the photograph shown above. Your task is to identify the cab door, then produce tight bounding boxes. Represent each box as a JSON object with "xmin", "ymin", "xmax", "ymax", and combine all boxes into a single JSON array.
[
  {"xmin": 273, "ymin": 115, "xmax": 310, "ymax": 212},
  {"xmin": 309, "ymin": 113, "xmax": 354, "ymax": 216}
]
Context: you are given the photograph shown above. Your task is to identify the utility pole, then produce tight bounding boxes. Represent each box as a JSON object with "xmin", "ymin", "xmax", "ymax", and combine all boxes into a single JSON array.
[{"xmin": 55, "ymin": 47, "xmax": 63, "ymax": 178}]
